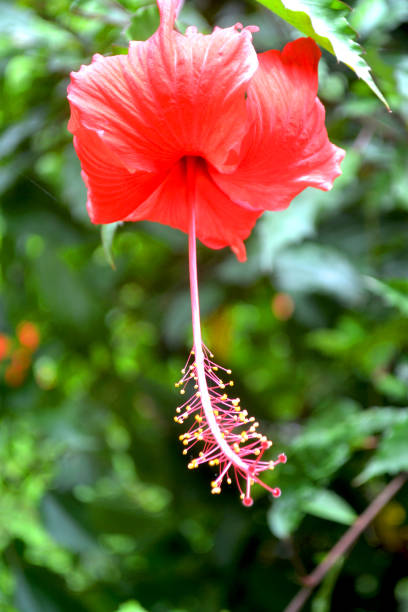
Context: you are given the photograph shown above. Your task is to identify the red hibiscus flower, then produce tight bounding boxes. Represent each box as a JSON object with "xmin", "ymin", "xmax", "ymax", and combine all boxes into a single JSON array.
[
  {"xmin": 68, "ymin": 0, "xmax": 344, "ymax": 506},
  {"xmin": 68, "ymin": 0, "xmax": 344, "ymax": 262}
]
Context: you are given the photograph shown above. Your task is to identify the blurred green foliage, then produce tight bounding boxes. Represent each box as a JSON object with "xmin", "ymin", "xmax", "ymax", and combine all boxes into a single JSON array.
[{"xmin": 1, "ymin": 1, "xmax": 408, "ymax": 611}]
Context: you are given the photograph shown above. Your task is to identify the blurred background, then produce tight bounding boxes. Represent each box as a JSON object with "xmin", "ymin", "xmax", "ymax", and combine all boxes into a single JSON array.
[{"xmin": 1, "ymin": 0, "xmax": 408, "ymax": 610}]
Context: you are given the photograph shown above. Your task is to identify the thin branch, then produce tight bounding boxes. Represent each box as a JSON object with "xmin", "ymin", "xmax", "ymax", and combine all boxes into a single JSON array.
[{"xmin": 284, "ymin": 472, "xmax": 408, "ymax": 612}]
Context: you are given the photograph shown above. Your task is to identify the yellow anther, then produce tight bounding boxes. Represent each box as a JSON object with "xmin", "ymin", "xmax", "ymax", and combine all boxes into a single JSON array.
[
  {"xmin": 210, "ymin": 353, "xmax": 214, "ymax": 358},
  {"xmin": 214, "ymin": 459, "xmax": 219, "ymax": 465},
  {"xmin": 199, "ymin": 452, "xmax": 204, "ymax": 457},
  {"xmin": 211, "ymin": 481, "xmax": 217, "ymax": 488},
  {"xmin": 211, "ymin": 487, "xmax": 221, "ymax": 495},
  {"xmin": 226, "ymin": 369, "xmax": 232, "ymax": 375},
  {"xmin": 174, "ymin": 382, "xmax": 180, "ymax": 388},
  {"xmin": 227, "ymin": 478, "xmax": 232, "ymax": 485},
  {"xmin": 220, "ymin": 383, "xmax": 225, "ymax": 389},
  {"xmin": 195, "ymin": 415, "xmax": 203, "ymax": 423},
  {"xmin": 194, "ymin": 384, "xmax": 198, "ymax": 390},
  {"xmin": 254, "ymin": 449, "xmax": 260, "ymax": 456},
  {"xmin": 249, "ymin": 417, "xmax": 255, "ymax": 422},
  {"xmin": 179, "ymin": 434, "xmax": 185, "ymax": 440},
  {"xmin": 196, "ymin": 392, "xmax": 201, "ymax": 397},
  {"xmin": 180, "ymin": 389, "xmax": 185, "ymax": 395},
  {"xmin": 181, "ymin": 368, "xmax": 186, "ymax": 374},
  {"xmin": 235, "ymin": 406, "xmax": 241, "ymax": 412},
  {"xmin": 233, "ymin": 443, "xmax": 240, "ymax": 453},
  {"xmin": 213, "ymin": 410, "xmax": 219, "ymax": 416},
  {"xmin": 221, "ymin": 394, "xmax": 228, "ymax": 400},
  {"xmin": 183, "ymin": 439, "xmax": 189, "ymax": 446},
  {"xmin": 174, "ymin": 416, "xmax": 179, "ymax": 423},
  {"xmin": 232, "ymin": 399, "xmax": 239, "ymax": 407},
  {"xmin": 229, "ymin": 381, "xmax": 234, "ymax": 387},
  {"xmin": 183, "ymin": 449, "xmax": 187, "ymax": 455},
  {"xmin": 176, "ymin": 407, "xmax": 181, "ymax": 413},
  {"xmin": 212, "ymin": 366, "xmax": 218, "ymax": 371},
  {"xmin": 269, "ymin": 462, "xmax": 275, "ymax": 470}
]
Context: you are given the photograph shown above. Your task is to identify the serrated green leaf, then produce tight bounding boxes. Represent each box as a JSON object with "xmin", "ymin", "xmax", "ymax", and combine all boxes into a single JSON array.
[
  {"xmin": 101, "ymin": 222, "xmax": 122, "ymax": 270},
  {"xmin": 303, "ymin": 489, "xmax": 357, "ymax": 525},
  {"xmin": 256, "ymin": 0, "xmax": 389, "ymax": 109}
]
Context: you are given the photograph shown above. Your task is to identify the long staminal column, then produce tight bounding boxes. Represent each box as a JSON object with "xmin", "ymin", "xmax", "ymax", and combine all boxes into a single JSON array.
[{"xmin": 175, "ymin": 158, "xmax": 286, "ymax": 506}]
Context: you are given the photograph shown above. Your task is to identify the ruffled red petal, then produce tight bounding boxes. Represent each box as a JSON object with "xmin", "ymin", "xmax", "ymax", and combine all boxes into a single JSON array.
[
  {"xmin": 67, "ymin": 7, "xmax": 258, "ymax": 178},
  {"xmin": 72, "ymin": 121, "xmax": 167, "ymax": 224},
  {"xmin": 125, "ymin": 159, "xmax": 262, "ymax": 261},
  {"xmin": 210, "ymin": 38, "xmax": 345, "ymax": 211}
]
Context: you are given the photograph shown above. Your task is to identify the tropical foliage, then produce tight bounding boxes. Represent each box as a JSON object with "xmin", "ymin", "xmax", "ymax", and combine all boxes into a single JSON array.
[{"xmin": 1, "ymin": 1, "xmax": 408, "ymax": 611}]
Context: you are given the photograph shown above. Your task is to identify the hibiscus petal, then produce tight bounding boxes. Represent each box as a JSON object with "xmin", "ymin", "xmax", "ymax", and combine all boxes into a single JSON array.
[
  {"xmin": 68, "ymin": 10, "xmax": 258, "ymax": 177},
  {"xmin": 210, "ymin": 38, "xmax": 345, "ymax": 211},
  {"xmin": 72, "ymin": 115, "xmax": 167, "ymax": 224},
  {"xmin": 126, "ymin": 160, "xmax": 262, "ymax": 261}
]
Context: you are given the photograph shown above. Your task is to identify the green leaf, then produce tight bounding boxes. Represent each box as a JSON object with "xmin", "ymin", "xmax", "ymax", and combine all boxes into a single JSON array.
[
  {"xmin": 267, "ymin": 492, "xmax": 305, "ymax": 537},
  {"xmin": 101, "ymin": 222, "xmax": 122, "ymax": 270},
  {"xmin": 41, "ymin": 494, "xmax": 97, "ymax": 553},
  {"xmin": 256, "ymin": 0, "xmax": 389, "ymax": 109},
  {"xmin": 356, "ymin": 411, "xmax": 408, "ymax": 483},
  {"xmin": 268, "ymin": 485, "xmax": 356, "ymax": 538},
  {"xmin": 114, "ymin": 602, "xmax": 149, "ymax": 612},
  {"xmin": 303, "ymin": 489, "xmax": 357, "ymax": 525},
  {"xmin": 365, "ymin": 276, "xmax": 408, "ymax": 317},
  {"xmin": 125, "ymin": 4, "xmax": 160, "ymax": 42},
  {"xmin": 274, "ymin": 243, "xmax": 363, "ymax": 305}
]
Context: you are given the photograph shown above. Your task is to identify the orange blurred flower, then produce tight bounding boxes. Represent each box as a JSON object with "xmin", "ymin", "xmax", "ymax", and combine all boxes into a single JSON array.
[
  {"xmin": 0, "ymin": 334, "xmax": 11, "ymax": 360},
  {"xmin": 17, "ymin": 321, "xmax": 40, "ymax": 352}
]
